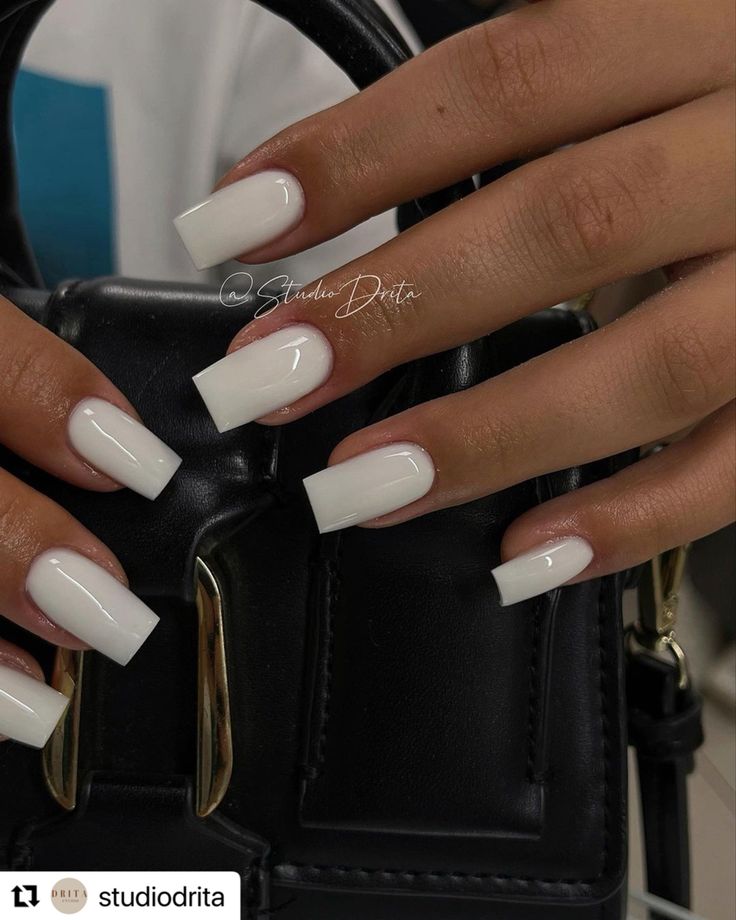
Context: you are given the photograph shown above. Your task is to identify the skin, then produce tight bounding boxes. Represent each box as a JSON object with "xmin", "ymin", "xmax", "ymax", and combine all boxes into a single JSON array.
[
  {"xmin": 0, "ymin": 294, "xmax": 137, "ymax": 711},
  {"xmin": 214, "ymin": 0, "xmax": 735, "ymax": 582},
  {"xmin": 0, "ymin": 0, "xmax": 733, "ymax": 723}
]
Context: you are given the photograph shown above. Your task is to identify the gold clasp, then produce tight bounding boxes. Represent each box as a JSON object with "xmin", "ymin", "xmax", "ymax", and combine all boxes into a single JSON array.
[
  {"xmin": 43, "ymin": 557, "xmax": 233, "ymax": 816},
  {"xmin": 194, "ymin": 557, "xmax": 233, "ymax": 817},
  {"xmin": 42, "ymin": 647, "xmax": 84, "ymax": 810},
  {"xmin": 628, "ymin": 543, "xmax": 691, "ymax": 690}
]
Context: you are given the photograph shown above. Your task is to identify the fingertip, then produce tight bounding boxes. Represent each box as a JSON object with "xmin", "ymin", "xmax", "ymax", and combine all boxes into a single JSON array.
[{"xmin": 0, "ymin": 642, "xmax": 45, "ymax": 682}]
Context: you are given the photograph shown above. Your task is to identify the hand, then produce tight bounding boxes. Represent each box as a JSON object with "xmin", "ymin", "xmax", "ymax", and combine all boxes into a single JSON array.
[
  {"xmin": 177, "ymin": 0, "xmax": 735, "ymax": 605},
  {"xmin": 0, "ymin": 295, "xmax": 180, "ymax": 746}
]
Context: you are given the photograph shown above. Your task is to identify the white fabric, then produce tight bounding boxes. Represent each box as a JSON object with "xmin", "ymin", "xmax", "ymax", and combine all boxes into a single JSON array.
[{"xmin": 20, "ymin": 0, "xmax": 419, "ymax": 285}]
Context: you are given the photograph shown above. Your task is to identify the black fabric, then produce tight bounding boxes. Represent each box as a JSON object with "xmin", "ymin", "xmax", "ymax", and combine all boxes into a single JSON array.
[{"xmin": 398, "ymin": 0, "xmax": 499, "ymax": 47}]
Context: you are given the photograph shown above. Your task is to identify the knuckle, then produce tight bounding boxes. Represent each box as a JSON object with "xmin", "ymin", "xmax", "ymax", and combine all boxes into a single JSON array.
[
  {"xmin": 0, "ymin": 492, "xmax": 26, "ymax": 546},
  {"xmin": 456, "ymin": 411, "xmax": 524, "ymax": 486},
  {"xmin": 301, "ymin": 111, "xmax": 390, "ymax": 202},
  {"xmin": 348, "ymin": 275, "xmax": 419, "ymax": 333},
  {"xmin": 459, "ymin": 22, "xmax": 551, "ymax": 123},
  {"xmin": 455, "ymin": 16, "xmax": 582, "ymax": 127},
  {"xmin": 464, "ymin": 22, "xmax": 549, "ymax": 121},
  {"xmin": 1, "ymin": 339, "xmax": 53, "ymax": 405},
  {"xmin": 523, "ymin": 146, "xmax": 666, "ymax": 270},
  {"xmin": 644, "ymin": 321, "xmax": 726, "ymax": 420},
  {"xmin": 614, "ymin": 479, "xmax": 685, "ymax": 548}
]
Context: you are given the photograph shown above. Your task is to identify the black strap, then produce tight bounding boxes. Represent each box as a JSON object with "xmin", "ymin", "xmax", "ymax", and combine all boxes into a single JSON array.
[
  {"xmin": 398, "ymin": 0, "xmax": 499, "ymax": 47},
  {"xmin": 0, "ymin": 0, "xmax": 51, "ymax": 284},
  {"xmin": 627, "ymin": 650, "xmax": 704, "ymax": 918},
  {"xmin": 0, "ymin": 0, "xmax": 473, "ymax": 283}
]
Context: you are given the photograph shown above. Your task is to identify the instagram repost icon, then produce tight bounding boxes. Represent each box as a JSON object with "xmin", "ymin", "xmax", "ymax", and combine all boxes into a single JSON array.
[{"xmin": 50, "ymin": 878, "xmax": 88, "ymax": 914}]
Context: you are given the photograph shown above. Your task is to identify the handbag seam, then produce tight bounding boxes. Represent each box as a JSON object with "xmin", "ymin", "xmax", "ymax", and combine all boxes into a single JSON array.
[
  {"xmin": 597, "ymin": 573, "xmax": 612, "ymax": 879},
  {"xmin": 526, "ymin": 597, "xmax": 542, "ymax": 781},
  {"xmin": 525, "ymin": 465, "xmax": 547, "ymax": 784},
  {"xmin": 279, "ymin": 576, "xmax": 614, "ymax": 888},
  {"xmin": 303, "ymin": 539, "xmax": 545, "ymax": 816},
  {"xmin": 312, "ymin": 546, "xmax": 342, "ymax": 776}
]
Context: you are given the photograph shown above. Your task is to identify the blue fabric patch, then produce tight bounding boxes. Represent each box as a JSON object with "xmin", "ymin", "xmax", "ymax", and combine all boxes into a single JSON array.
[{"xmin": 13, "ymin": 68, "xmax": 115, "ymax": 285}]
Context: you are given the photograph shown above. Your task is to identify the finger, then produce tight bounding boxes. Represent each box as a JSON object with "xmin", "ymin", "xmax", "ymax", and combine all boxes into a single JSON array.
[
  {"xmin": 300, "ymin": 254, "xmax": 735, "ymax": 532},
  {"xmin": 0, "ymin": 640, "xmax": 69, "ymax": 748},
  {"xmin": 0, "ymin": 638, "xmax": 44, "ymax": 681},
  {"xmin": 492, "ymin": 402, "xmax": 735, "ymax": 605},
  {"xmin": 0, "ymin": 295, "xmax": 180, "ymax": 499},
  {"xmin": 193, "ymin": 91, "xmax": 735, "ymax": 432},
  {"xmin": 174, "ymin": 0, "xmax": 735, "ymax": 267},
  {"xmin": 0, "ymin": 467, "xmax": 159, "ymax": 665}
]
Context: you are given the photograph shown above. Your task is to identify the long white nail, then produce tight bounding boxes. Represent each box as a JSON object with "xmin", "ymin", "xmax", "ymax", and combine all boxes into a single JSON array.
[
  {"xmin": 0, "ymin": 664, "xmax": 68, "ymax": 748},
  {"xmin": 26, "ymin": 549, "xmax": 159, "ymax": 666},
  {"xmin": 303, "ymin": 442, "xmax": 435, "ymax": 534},
  {"xmin": 193, "ymin": 324, "xmax": 332, "ymax": 433},
  {"xmin": 174, "ymin": 169, "xmax": 305, "ymax": 270},
  {"xmin": 69, "ymin": 398, "xmax": 181, "ymax": 500},
  {"xmin": 491, "ymin": 537, "xmax": 594, "ymax": 606}
]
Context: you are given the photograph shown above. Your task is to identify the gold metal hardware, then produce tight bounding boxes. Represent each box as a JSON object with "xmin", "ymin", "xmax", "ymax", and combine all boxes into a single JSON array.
[
  {"xmin": 42, "ymin": 647, "xmax": 85, "ymax": 811},
  {"xmin": 195, "ymin": 556, "xmax": 233, "ymax": 817},
  {"xmin": 638, "ymin": 543, "xmax": 689, "ymax": 641},
  {"xmin": 629, "ymin": 543, "xmax": 692, "ymax": 690},
  {"xmin": 567, "ymin": 291, "xmax": 595, "ymax": 312},
  {"xmin": 42, "ymin": 556, "xmax": 233, "ymax": 816}
]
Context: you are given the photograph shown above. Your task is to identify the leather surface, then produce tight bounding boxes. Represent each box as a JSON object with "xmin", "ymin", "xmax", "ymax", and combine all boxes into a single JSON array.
[
  {"xmin": 0, "ymin": 279, "xmax": 629, "ymax": 918},
  {"xmin": 628, "ymin": 651, "xmax": 703, "ymax": 916}
]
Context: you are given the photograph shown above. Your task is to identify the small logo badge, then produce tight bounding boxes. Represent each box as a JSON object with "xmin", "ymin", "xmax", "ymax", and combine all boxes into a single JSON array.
[{"xmin": 50, "ymin": 879, "xmax": 87, "ymax": 914}]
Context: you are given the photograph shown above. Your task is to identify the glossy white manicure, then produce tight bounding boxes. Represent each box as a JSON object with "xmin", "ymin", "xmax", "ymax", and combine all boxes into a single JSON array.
[
  {"xmin": 69, "ymin": 398, "xmax": 181, "ymax": 500},
  {"xmin": 193, "ymin": 324, "xmax": 332, "ymax": 433},
  {"xmin": 0, "ymin": 665, "xmax": 69, "ymax": 748},
  {"xmin": 26, "ymin": 549, "xmax": 159, "ymax": 666},
  {"xmin": 303, "ymin": 442, "xmax": 435, "ymax": 534},
  {"xmin": 491, "ymin": 537, "xmax": 594, "ymax": 607},
  {"xmin": 174, "ymin": 169, "xmax": 305, "ymax": 270}
]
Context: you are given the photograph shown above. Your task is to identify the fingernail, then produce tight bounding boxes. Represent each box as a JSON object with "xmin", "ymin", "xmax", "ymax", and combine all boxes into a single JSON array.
[
  {"xmin": 491, "ymin": 537, "xmax": 594, "ymax": 606},
  {"xmin": 174, "ymin": 169, "xmax": 305, "ymax": 270},
  {"xmin": 69, "ymin": 398, "xmax": 181, "ymax": 500},
  {"xmin": 26, "ymin": 549, "xmax": 159, "ymax": 666},
  {"xmin": 193, "ymin": 324, "xmax": 332, "ymax": 433},
  {"xmin": 303, "ymin": 442, "xmax": 435, "ymax": 534},
  {"xmin": 0, "ymin": 664, "xmax": 69, "ymax": 748}
]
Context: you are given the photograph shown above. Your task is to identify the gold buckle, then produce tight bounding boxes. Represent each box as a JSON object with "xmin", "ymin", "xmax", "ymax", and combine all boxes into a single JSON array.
[
  {"xmin": 42, "ymin": 646, "xmax": 84, "ymax": 811},
  {"xmin": 194, "ymin": 557, "xmax": 233, "ymax": 817},
  {"xmin": 627, "ymin": 543, "xmax": 691, "ymax": 691},
  {"xmin": 42, "ymin": 557, "xmax": 234, "ymax": 816}
]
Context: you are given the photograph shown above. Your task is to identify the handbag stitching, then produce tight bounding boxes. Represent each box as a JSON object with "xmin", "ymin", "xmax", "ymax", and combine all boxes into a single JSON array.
[
  {"xmin": 277, "ymin": 577, "xmax": 614, "ymax": 890},
  {"xmin": 526, "ymin": 596, "xmax": 543, "ymax": 782},
  {"xmin": 525, "ymin": 469, "xmax": 549, "ymax": 784},
  {"xmin": 312, "ymin": 547, "xmax": 342, "ymax": 774},
  {"xmin": 302, "ymin": 537, "xmax": 546, "ymax": 818}
]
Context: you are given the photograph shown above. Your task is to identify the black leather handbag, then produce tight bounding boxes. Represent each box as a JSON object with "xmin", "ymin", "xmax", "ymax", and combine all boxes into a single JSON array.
[{"xmin": 0, "ymin": 1, "xmax": 703, "ymax": 918}]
